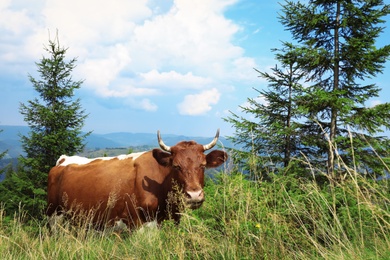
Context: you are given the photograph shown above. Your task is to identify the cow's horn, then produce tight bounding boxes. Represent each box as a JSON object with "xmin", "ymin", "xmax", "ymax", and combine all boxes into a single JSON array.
[
  {"xmin": 203, "ymin": 129, "xmax": 220, "ymax": 151},
  {"xmin": 157, "ymin": 130, "xmax": 171, "ymax": 152}
]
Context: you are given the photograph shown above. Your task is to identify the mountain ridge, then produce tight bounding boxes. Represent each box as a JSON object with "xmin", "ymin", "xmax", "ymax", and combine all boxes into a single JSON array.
[{"xmin": 0, "ymin": 125, "xmax": 233, "ymax": 159}]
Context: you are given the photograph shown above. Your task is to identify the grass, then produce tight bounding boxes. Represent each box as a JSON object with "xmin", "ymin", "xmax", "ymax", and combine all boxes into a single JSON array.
[{"xmin": 1, "ymin": 167, "xmax": 389, "ymax": 259}]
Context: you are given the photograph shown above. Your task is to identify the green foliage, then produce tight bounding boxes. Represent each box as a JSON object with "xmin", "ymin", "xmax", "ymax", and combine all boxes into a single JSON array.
[
  {"xmin": 19, "ymin": 37, "xmax": 90, "ymax": 170},
  {"xmin": 0, "ymin": 166, "xmax": 46, "ymax": 221},
  {"xmin": 0, "ymin": 36, "xmax": 90, "ymax": 220},
  {"xmin": 0, "ymin": 129, "xmax": 8, "ymax": 176},
  {"xmin": 0, "ymin": 130, "xmax": 5, "ymax": 156},
  {"xmin": 224, "ymin": 43, "xmax": 308, "ymax": 179},
  {"xmin": 228, "ymin": 0, "xmax": 390, "ymax": 179},
  {"xmin": 0, "ymin": 169, "xmax": 389, "ymax": 259},
  {"xmin": 279, "ymin": 0, "xmax": 390, "ymax": 176}
]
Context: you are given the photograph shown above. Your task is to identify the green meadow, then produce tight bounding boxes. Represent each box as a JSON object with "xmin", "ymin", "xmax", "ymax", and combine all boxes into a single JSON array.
[{"xmin": 1, "ymin": 166, "xmax": 389, "ymax": 259}]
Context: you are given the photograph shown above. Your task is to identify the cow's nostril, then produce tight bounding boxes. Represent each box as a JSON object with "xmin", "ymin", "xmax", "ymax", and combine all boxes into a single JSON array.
[
  {"xmin": 185, "ymin": 190, "xmax": 205, "ymax": 209},
  {"xmin": 186, "ymin": 190, "xmax": 204, "ymax": 201}
]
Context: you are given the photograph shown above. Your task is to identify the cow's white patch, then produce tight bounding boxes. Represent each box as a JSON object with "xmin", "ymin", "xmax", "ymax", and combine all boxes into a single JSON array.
[{"xmin": 56, "ymin": 152, "xmax": 146, "ymax": 166}]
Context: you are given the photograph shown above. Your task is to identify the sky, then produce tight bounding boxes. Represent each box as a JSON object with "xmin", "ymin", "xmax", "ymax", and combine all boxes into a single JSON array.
[{"xmin": 1, "ymin": 0, "xmax": 389, "ymax": 138}]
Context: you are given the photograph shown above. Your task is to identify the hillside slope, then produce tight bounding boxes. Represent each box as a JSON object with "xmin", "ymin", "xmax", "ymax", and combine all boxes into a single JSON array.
[{"xmin": 0, "ymin": 125, "xmax": 233, "ymax": 159}]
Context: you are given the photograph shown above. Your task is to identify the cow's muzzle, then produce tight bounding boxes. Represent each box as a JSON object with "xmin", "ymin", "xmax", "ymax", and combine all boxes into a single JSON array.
[{"xmin": 185, "ymin": 190, "xmax": 205, "ymax": 209}]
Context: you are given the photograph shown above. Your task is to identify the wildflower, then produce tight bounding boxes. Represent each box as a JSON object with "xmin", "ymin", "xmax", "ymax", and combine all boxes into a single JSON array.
[{"xmin": 255, "ymin": 223, "xmax": 261, "ymax": 229}]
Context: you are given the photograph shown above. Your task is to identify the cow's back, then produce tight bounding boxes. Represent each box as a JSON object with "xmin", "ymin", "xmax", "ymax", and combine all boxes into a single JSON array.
[{"xmin": 47, "ymin": 155, "xmax": 141, "ymax": 226}]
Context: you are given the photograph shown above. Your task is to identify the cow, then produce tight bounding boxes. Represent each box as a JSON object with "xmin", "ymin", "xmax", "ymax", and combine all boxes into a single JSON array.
[{"xmin": 47, "ymin": 129, "xmax": 228, "ymax": 229}]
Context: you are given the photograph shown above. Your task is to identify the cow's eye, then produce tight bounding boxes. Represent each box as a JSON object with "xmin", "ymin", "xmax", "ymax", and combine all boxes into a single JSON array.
[{"xmin": 173, "ymin": 165, "xmax": 181, "ymax": 171}]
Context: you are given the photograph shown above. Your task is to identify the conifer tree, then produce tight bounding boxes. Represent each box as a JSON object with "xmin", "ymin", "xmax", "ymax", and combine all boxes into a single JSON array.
[
  {"xmin": 224, "ymin": 43, "xmax": 307, "ymax": 179},
  {"xmin": 0, "ymin": 37, "xmax": 90, "ymax": 219},
  {"xmin": 0, "ymin": 129, "xmax": 5, "ymax": 158},
  {"xmin": 0, "ymin": 129, "xmax": 7, "ymax": 175},
  {"xmin": 280, "ymin": 0, "xmax": 390, "ymax": 178}
]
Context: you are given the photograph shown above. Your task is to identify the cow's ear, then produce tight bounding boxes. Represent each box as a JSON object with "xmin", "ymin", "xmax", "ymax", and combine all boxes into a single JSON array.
[
  {"xmin": 153, "ymin": 149, "xmax": 171, "ymax": 167},
  {"xmin": 206, "ymin": 150, "xmax": 228, "ymax": 168}
]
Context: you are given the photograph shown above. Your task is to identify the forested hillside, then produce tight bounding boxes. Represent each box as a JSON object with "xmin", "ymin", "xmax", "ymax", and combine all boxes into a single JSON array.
[{"xmin": 0, "ymin": 125, "xmax": 233, "ymax": 159}]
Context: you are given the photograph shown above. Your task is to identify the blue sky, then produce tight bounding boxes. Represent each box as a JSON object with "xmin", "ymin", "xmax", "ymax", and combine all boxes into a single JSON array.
[{"xmin": 1, "ymin": 0, "xmax": 389, "ymax": 137}]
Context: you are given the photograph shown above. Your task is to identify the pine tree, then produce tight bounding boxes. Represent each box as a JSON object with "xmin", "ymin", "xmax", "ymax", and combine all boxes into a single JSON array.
[
  {"xmin": 280, "ymin": 0, "xmax": 390, "ymax": 178},
  {"xmin": 1, "ymin": 37, "xmax": 90, "ymax": 219},
  {"xmin": 224, "ymin": 43, "xmax": 307, "ymax": 179},
  {"xmin": 0, "ymin": 129, "xmax": 7, "ymax": 175}
]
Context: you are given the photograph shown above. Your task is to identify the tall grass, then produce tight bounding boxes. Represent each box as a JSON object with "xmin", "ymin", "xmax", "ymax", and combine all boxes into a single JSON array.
[{"xmin": 1, "ymin": 159, "xmax": 389, "ymax": 259}]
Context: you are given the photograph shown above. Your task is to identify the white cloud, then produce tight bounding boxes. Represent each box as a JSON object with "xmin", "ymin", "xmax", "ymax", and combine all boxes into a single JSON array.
[
  {"xmin": 178, "ymin": 88, "xmax": 221, "ymax": 115},
  {"xmin": 138, "ymin": 98, "xmax": 158, "ymax": 111},
  {"xmin": 139, "ymin": 70, "xmax": 212, "ymax": 90},
  {"xmin": 76, "ymin": 44, "xmax": 131, "ymax": 96},
  {"xmin": 231, "ymin": 57, "xmax": 258, "ymax": 81},
  {"xmin": 42, "ymin": 0, "xmax": 151, "ymax": 46},
  {"xmin": 369, "ymin": 100, "xmax": 382, "ymax": 107},
  {"xmin": 94, "ymin": 84, "xmax": 158, "ymax": 98},
  {"xmin": 0, "ymin": 0, "xmax": 258, "ymax": 114},
  {"xmin": 0, "ymin": 1, "xmax": 34, "ymax": 36},
  {"xmin": 0, "ymin": 0, "xmax": 42, "ymax": 72},
  {"xmin": 130, "ymin": 0, "xmax": 243, "ymax": 74},
  {"xmin": 123, "ymin": 97, "xmax": 158, "ymax": 111},
  {"xmin": 240, "ymin": 95, "xmax": 269, "ymax": 110}
]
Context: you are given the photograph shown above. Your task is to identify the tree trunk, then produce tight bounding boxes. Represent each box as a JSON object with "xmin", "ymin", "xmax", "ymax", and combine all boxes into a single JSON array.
[
  {"xmin": 328, "ymin": 2, "xmax": 341, "ymax": 177},
  {"xmin": 285, "ymin": 62, "xmax": 293, "ymax": 167}
]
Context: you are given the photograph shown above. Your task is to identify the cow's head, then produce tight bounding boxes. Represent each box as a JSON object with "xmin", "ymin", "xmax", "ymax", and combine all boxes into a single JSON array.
[{"xmin": 153, "ymin": 129, "xmax": 228, "ymax": 209}]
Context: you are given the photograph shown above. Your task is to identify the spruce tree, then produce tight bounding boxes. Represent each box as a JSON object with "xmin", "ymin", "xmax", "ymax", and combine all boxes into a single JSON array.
[
  {"xmin": 0, "ymin": 129, "xmax": 7, "ymax": 175},
  {"xmin": 280, "ymin": 0, "xmax": 390, "ymax": 178},
  {"xmin": 2, "ymin": 37, "xmax": 90, "ymax": 219},
  {"xmin": 224, "ymin": 43, "xmax": 307, "ymax": 179}
]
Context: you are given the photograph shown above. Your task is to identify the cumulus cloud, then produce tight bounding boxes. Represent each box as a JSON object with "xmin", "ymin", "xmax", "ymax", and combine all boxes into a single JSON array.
[
  {"xmin": 42, "ymin": 0, "xmax": 151, "ymax": 46},
  {"xmin": 139, "ymin": 70, "xmax": 212, "ymax": 90},
  {"xmin": 178, "ymin": 88, "xmax": 221, "ymax": 115},
  {"xmin": 1, "ymin": 0, "xmax": 257, "ymax": 114},
  {"xmin": 0, "ymin": 1, "xmax": 35, "ymax": 37},
  {"xmin": 240, "ymin": 95, "xmax": 269, "ymax": 110},
  {"xmin": 138, "ymin": 98, "xmax": 158, "ymax": 111},
  {"xmin": 130, "ymin": 0, "xmax": 243, "ymax": 74},
  {"xmin": 76, "ymin": 44, "xmax": 132, "ymax": 96}
]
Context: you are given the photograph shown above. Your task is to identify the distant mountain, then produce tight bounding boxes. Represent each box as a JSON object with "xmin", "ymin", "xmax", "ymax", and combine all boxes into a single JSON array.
[
  {"xmin": 0, "ymin": 125, "xmax": 234, "ymax": 160},
  {"xmin": 96, "ymin": 132, "xmax": 157, "ymax": 147},
  {"xmin": 0, "ymin": 125, "xmax": 28, "ymax": 158},
  {"xmin": 96, "ymin": 132, "xmax": 233, "ymax": 148},
  {"xmin": 85, "ymin": 134, "xmax": 122, "ymax": 149}
]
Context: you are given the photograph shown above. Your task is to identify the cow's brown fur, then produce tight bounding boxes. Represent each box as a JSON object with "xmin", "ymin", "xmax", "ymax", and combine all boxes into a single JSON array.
[{"xmin": 47, "ymin": 141, "xmax": 227, "ymax": 229}]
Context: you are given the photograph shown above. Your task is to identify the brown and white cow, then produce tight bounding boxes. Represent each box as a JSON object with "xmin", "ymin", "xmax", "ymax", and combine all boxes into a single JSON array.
[{"xmin": 47, "ymin": 130, "xmax": 227, "ymax": 228}]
